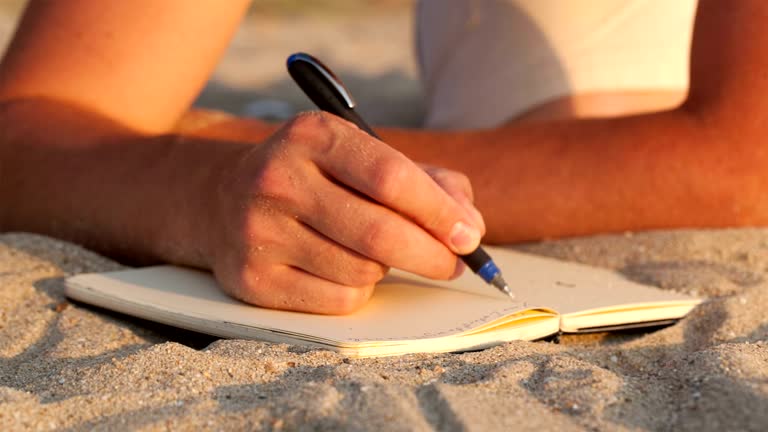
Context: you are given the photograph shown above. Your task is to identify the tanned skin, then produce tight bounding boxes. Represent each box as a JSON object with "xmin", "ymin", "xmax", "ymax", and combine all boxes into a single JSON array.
[
  {"xmin": 382, "ymin": 1, "xmax": 768, "ymax": 242},
  {"xmin": 0, "ymin": 1, "xmax": 483, "ymax": 314},
  {"xmin": 0, "ymin": 0, "xmax": 765, "ymax": 313}
]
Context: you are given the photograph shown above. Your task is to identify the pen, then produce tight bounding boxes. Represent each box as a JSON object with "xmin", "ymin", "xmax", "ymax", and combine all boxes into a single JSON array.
[{"xmin": 286, "ymin": 52, "xmax": 513, "ymax": 299}]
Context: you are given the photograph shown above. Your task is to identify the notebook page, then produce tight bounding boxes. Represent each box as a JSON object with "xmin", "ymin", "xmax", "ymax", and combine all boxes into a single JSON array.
[
  {"xmin": 66, "ymin": 266, "xmax": 535, "ymax": 344},
  {"xmin": 393, "ymin": 246, "xmax": 696, "ymax": 314}
]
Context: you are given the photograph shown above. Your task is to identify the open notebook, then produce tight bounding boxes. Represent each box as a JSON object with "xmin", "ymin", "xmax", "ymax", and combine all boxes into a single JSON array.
[{"xmin": 65, "ymin": 247, "xmax": 700, "ymax": 358}]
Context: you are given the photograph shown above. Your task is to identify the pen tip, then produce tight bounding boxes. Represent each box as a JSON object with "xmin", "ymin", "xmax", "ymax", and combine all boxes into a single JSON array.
[
  {"xmin": 502, "ymin": 285, "xmax": 515, "ymax": 300},
  {"xmin": 490, "ymin": 274, "xmax": 515, "ymax": 299}
]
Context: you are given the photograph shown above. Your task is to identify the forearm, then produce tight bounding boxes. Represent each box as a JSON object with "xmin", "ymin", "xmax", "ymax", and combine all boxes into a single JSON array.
[
  {"xmin": 381, "ymin": 107, "xmax": 768, "ymax": 242},
  {"xmin": 0, "ymin": 0, "xmax": 250, "ymax": 133},
  {"xmin": 381, "ymin": 0, "xmax": 768, "ymax": 243},
  {"xmin": 0, "ymin": 100, "xmax": 274, "ymax": 265}
]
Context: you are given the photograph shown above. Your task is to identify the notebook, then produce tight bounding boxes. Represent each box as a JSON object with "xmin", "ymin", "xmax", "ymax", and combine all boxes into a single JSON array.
[{"xmin": 64, "ymin": 246, "xmax": 700, "ymax": 358}]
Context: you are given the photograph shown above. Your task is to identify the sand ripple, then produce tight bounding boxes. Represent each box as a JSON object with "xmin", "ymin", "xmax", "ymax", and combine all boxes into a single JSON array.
[{"xmin": 0, "ymin": 231, "xmax": 766, "ymax": 431}]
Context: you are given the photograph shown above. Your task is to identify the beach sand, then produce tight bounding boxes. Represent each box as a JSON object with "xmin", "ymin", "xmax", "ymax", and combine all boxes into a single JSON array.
[
  {"xmin": 0, "ymin": 230, "xmax": 766, "ymax": 431},
  {"xmin": 0, "ymin": 3, "xmax": 766, "ymax": 431}
]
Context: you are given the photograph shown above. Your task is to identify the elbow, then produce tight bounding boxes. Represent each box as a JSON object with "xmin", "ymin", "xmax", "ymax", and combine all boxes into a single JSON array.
[{"xmin": 678, "ymin": 102, "xmax": 768, "ymax": 227}]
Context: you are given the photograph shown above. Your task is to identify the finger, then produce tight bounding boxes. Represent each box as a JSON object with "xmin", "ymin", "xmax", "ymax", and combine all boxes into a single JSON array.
[
  {"xmin": 421, "ymin": 165, "xmax": 486, "ymax": 236},
  {"xmin": 312, "ymin": 120, "xmax": 483, "ymax": 255},
  {"xmin": 300, "ymin": 172, "xmax": 459, "ymax": 279},
  {"xmin": 451, "ymin": 260, "xmax": 467, "ymax": 279},
  {"xmin": 287, "ymin": 218, "xmax": 389, "ymax": 287},
  {"xmin": 236, "ymin": 264, "xmax": 375, "ymax": 315},
  {"xmin": 420, "ymin": 163, "xmax": 474, "ymax": 201}
]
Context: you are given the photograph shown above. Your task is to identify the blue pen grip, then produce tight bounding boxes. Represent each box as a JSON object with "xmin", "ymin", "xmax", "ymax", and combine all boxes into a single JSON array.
[{"xmin": 476, "ymin": 261, "xmax": 500, "ymax": 283}]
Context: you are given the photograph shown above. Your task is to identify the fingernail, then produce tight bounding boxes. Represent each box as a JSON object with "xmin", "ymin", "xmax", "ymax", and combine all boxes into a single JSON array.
[{"xmin": 450, "ymin": 221, "xmax": 480, "ymax": 254}]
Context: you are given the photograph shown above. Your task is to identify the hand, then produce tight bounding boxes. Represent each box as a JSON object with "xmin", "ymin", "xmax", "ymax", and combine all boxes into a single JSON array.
[{"xmin": 201, "ymin": 112, "xmax": 485, "ymax": 314}]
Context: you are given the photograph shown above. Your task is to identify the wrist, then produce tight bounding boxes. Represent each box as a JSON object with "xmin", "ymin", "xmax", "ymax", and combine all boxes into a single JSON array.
[
  {"xmin": 146, "ymin": 133, "xmax": 235, "ymax": 269},
  {"xmin": 157, "ymin": 131, "xmax": 254, "ymax": 269},
  {"xmin": 156, "ymin": 114, "xmax": 281, "ymax": 268}
]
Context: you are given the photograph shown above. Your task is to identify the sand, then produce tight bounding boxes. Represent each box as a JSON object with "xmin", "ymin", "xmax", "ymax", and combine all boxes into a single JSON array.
[
  {"xmin": 195, "ymin": 6, "xmax": 424, "ymax": 128},
  {"xmin": 0, "ymin": 229, "xmax": 766, "ymax": 431},
  {"xmin": 0, "ymin": 4, "xmax": 766, "ymax": 431}
]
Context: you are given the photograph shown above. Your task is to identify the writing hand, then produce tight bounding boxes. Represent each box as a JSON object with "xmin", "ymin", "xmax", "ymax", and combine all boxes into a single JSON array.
[{"xmin": 202, "ymin": 112, "xmax": 485, "ymax": 314}]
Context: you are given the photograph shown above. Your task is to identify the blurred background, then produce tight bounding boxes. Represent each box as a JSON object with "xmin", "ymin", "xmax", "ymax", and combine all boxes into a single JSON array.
[{"xmin": 0, "ymin": 0, "xmax": 423, "ymax": 127}]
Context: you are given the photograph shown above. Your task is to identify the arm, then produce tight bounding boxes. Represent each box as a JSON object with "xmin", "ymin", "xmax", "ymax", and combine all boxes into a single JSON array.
[
  {"xmin": 0, "ymin": 0, "xmax": 254, "ymax": 262},
  {"xmin": 380, "ymin": 0, "xmax": 768, "ymax": 243},
  {"xmin": 0, "ymin": 0, "xmax": 250, "ymax": 133},
  {"xmin": 0, "ymin": 1, "xmax": 483, "ymax": 314}
]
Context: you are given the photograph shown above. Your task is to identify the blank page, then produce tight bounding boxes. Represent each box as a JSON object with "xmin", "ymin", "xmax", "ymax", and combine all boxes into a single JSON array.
[{"xmin": 66, "ymin": 266, "xmax": 530, "ymax": 344}]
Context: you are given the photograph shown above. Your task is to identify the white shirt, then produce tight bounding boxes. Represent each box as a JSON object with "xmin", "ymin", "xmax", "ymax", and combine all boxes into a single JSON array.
[{"xmin": 417, "ymin": 0, "xmax": 698, "ymax": 129}]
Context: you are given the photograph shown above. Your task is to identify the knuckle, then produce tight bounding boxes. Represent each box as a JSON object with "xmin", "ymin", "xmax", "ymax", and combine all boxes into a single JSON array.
[
  {"xmin": 330, "ymin": 286, "xmax": 374, "ymax": 315},
  {"xmin": 428, "ymin": 166, "xmax": 452, "ymax": 182},
  {"xmin": 254, "ymin": 162, "xmax": 284, "ymax": 195},
  {"xmin": 436, "ymin": 169, "xmax": 473, "ymax": 199},
  {"xmin": 370, "ymin": 157, "xmax": 407, "ymax": 203},
  {"xmin": 287, "ymin": 111, "xmax": 323, "ymax": 131},
  {"xmin": 456, "ymin": 173, "xmax": 475, "ymax": 200},
  {"xmin": 314, "ymin": 242, "xmax": 386, "ymax": 287},
  {"xmin": 452, "ymin": 171, "xmax": 472, "ymax": 191},
  {"xmin": 250, "ymin": 162, "xmax": 298, "ymax": 206},
  {"xmin": 284, "ymin": 112, "xmax": 345, "ymax": 156},
  {"xmin": 293, "ymin": 110, "xmax": 331, "ymax": 127},
  {"xmin": 358, "ymin": 219, "xmax": 395, "ymax": 260},
  {"xmin": 278, "ymin": 119, "xmax": 302, "ymax": 144},
  {"xmin": 291, "ymin": 111, "xmax": 334, "ymax": 134},
  {"xmin": 243, "ymin": 221, "xmax": 281, "ymax": 254},
  {"xmin": 350, "ymin": 260, "xmax": 387, "ymax": 286},
  {"xmin": 279, "ymin": 112, "xmax": 320, "ymax": 145},
  {"xmin": 228, "ymin": 265, "xmax": 275, "ymax": 306},
  {"xmin": 309, "ymin": 110, "xmax": 338, "ymax": 127}
]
